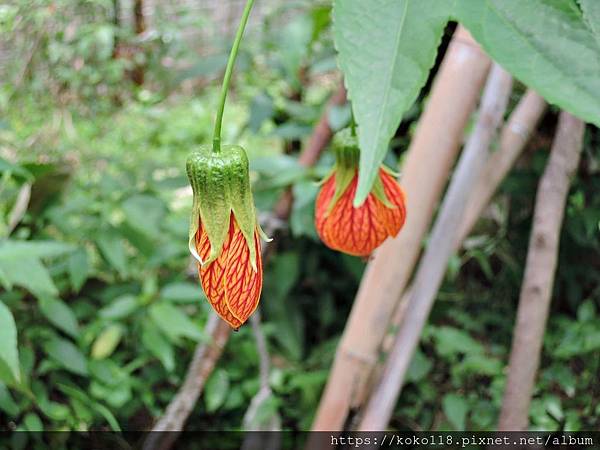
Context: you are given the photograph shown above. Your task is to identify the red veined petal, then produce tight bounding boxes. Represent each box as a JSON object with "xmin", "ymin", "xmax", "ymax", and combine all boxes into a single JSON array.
[
  {"xmin": 314, "ymin": 169, "xmax": 407, "ymax": 257},
  {"xmin": 315, "ymin": 174, "xmax": 340, "ymax": 251},
  {"xmin": 319, "ymin": 174, "xmax": 388, "ymax": 257},
  {"xmin": 222, "ymin": 224, "xmax": 262, "ymax": 324},
  {"xmin": 196, "ymin": 217, "xmax": 242, "ymax": 329},
  {"xmin": 377, "ymin": 169, "xmax": 407, "ymax": 237},
  {"xmin": 196, "ymin": 214, "xmax": 263, "ymax": 329}
]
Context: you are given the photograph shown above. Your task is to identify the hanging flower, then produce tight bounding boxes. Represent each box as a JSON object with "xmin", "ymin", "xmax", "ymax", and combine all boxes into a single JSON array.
[
  {"xmin": 186, "ymin": 145, "xmax": 267, "ymax": 329},
  {"xmin": 315, "ymin": 128, "xmax": 406, "ymax": 257}
]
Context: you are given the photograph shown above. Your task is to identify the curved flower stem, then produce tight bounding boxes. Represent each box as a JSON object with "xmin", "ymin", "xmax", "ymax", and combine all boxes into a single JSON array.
[{"xmin": 212, "ymin": 0, "xmax": 255, "ymax": 153}]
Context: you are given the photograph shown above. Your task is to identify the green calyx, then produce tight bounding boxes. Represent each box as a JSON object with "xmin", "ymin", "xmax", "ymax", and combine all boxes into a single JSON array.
[
  {"xmin": 321, "ymin": 128, "xmax": 360, "ymax": 214},
  {"xmin": 323, "ymin": 127, "xmax": 396, "ymax": 213},
  {"xmin": 186, "ymin": 145, "xmax": 265, "ymax": 271},
  {"xmin": 332, "ymin": 127, "xmax": 360, "ymax": 170}
]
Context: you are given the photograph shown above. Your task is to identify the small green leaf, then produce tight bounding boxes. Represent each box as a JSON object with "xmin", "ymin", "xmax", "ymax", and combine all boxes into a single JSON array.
[
  {"xmin": 0, "ymin": 302, "xmax": 20, "ymax": 384},
  {"xmin": 442, "ymin": 393, "xmax": 468, "ymax": 430},
  {"xmin": 160, "ymin": 282, "xmax": 205, "ymax": 303},
  {"xmin": 149, "ymin": 302, "xmax": 204, "ymax": 342},
  {"xmin": 433, "ymin": 326, "xmax": 484, "ymax": 357},
  {"xmin": 0, "ymin": 382, "xmax": 20, "ymax": 416},
  {"xmin": 122, "ymin": 194, "xmax": 166, "ymax": 239},
  {"xmin": 23, "ymin": 412, "xmax": 44, "ymax": 431},
  {"xmin": 406, "ymin": 349, "xmax": 433, "ymax": 383},
  {"xmin": 38, "ymin": 297, "xmax": 79, "ymax": 338},
  {"xmin": 290, "ymin": 181, "xmax": 319, "ymax": 239},
  {"xmin": 91, "ymin": 325, "xmax": 124, "ymax": 360},
  {"xmin": 248, "ymin": 93, "xmax": 275, "ymax": 132},
  {"xmin": 96, "ymin": 228, "xmax": 128, "ymax": 277},
  {"xmin": 141, "ymin": 323, "xmax": 175, "ymax": 372},
  {"xmin": 577, "ymin": 299, "xmax": 596, "ymax": 322},
  {"xmin": 43, "ymin": 337, "xmax": 88, "ymax": 376},
  {"xmin": 0, "ymin": 240, "xmax": 74, "ymax": 260},
  {"xmin": 68, "ymin": 248, "xmax": 89, "ymax": 292},
  {"xmin": 99, "ymin": 295, "xmax": 139, "ymax": 320},
  {"xmin": 205, "ymin": 369, "xmax": 229, "ymax": 412}
]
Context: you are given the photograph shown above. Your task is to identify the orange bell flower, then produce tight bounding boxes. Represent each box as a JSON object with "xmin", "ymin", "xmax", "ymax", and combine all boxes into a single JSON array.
[
  {"xmin": 187, "ymin": 145, "xmax": 268, "ymax": 329},
  {"xmin": 315, "ymin": 128, "xmax": 406, "ymax": 257}
]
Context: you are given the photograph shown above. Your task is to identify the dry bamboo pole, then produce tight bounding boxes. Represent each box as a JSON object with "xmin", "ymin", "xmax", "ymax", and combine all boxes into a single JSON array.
[
  {"xmin": 143, "ymin": 85, "xmax": 346, "ymax": 450},
  {"xmin": 382, "ymin": 90, "xmax": 547, "ymax": 359},
  {"xmin": 455, "ymin": 91, "xmax": 547, "ymax": 248},
  {"xmin": 358, "ymin": 64, "xmax": 513, "ymax": 431},
  {"xmin": 498, "ymin": 112, "xmax": 585, "ymax": 431},
  {"xmin": 310, "ymin": 26, "xmax": 491, "ymax": 432}
]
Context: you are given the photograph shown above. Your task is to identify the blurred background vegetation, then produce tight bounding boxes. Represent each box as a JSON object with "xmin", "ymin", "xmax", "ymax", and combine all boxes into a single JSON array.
[{"xmin": 0, "ymin": 0, "xmax": 599, "ymax": 438}]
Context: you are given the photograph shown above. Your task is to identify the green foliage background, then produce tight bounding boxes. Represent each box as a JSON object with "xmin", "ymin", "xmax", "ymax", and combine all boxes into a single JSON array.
[{"xmin": 0, "ymin": 0, "xmax": 599, "ymax": 439}]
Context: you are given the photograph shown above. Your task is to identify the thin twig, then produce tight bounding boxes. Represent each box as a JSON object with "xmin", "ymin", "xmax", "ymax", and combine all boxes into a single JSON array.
[
  {"xmin": 241, "ymin": 314, "xmax": 280, "ymax": 450},
  {"xmin": 358, "ymin": 64, "xmax": 513, "ymax": 431},
  {"xmin": 498, "ymin": 112, "xmax": 584, "ymax": 431},
  {"xmin": 7, "ymin": 183, "xmax": 31, "ymax": 236}
]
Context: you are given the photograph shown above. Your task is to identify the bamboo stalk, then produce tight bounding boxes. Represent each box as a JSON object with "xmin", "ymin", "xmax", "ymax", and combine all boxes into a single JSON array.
[
  {"xmin": 358, "ymin": 64, "xmax": 513, "ymax": 431},
  {"xmin": 310, "ymin": 26, "xmax": 491, "ymax": 433},
  {"xmin": 382, "ymin": 89, "xmax": 547, "ymax": 357},
  {"xmin": 455, "ymin": 91, "xmax": 547, "ymax": 248},
  {"xmin": 498, "ymin": 112, "xmax": 585, "ymax": 431}
]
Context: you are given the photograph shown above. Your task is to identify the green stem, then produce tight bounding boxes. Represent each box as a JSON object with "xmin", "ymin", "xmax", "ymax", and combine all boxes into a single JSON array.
[
  {"xmin": 212, "ymin": 0, "xmax": 255, "ymax": 153},
  {"xmin": 350, "ymin": 107, "xmax": 357, "ymax": 136}
]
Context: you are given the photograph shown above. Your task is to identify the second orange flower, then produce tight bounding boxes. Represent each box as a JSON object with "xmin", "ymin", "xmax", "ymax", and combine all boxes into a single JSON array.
[{"xmin": 315, "ymin": 128, "xmax": 407, "ymax": 257}]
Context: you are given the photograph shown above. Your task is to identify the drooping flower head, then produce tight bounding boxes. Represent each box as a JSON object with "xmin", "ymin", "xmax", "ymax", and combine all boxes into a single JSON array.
[
  {"xmin": 315, "ymin": 128, "xmax": 406, "ymax": 257},
  {"xmin": 186, "ymin": 145, "xmax": 267, "ymax": 329}
]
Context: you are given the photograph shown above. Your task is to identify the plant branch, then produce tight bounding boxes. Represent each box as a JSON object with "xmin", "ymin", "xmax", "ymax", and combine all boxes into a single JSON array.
[
  {"xmin": 358, "ymin": 64, "xmax": 513, "ymax": 431},
  {"xmin": 498, "ymin": 111, "xmax": 584, "ymax": 431}
]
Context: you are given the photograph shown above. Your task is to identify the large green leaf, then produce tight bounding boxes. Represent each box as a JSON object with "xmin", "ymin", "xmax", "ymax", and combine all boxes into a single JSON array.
[
  {"xmin": 0, "ymin": 302, "xmax": 20, "ymax": 384},
  {"xmin": 333, "ymin": 0, "xmax": 451, "ymax": 205},
  {"xmin": 578, "ymin": 0, "xmax": 600, "ymax": 46},
  {"xmin": 454, "ymin": 0, "xmax": 600, "ymax": 127}
]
